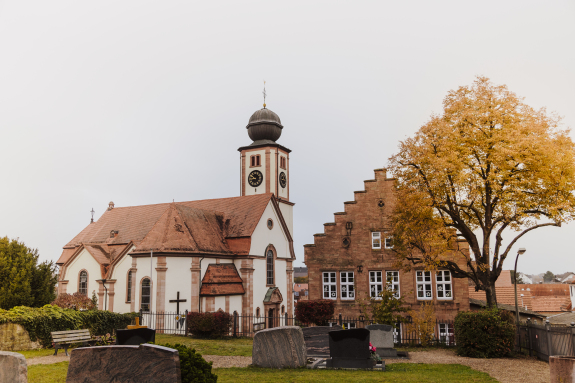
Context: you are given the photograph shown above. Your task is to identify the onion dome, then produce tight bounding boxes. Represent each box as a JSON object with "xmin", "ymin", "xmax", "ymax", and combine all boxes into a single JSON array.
[{"xmin": 246, "ymin": 108, "xmax": 283, "ymax": 142}]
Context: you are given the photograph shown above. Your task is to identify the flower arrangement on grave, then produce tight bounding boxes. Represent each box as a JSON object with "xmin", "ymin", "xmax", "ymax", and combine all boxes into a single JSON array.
[{"xmin": 369, "ymin": 342, "xmax": 381, "ymax": 362}]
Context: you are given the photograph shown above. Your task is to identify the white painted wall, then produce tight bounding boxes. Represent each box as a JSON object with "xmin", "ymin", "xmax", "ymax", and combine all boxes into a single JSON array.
[
  {"xmin": 278, "ymin": 202, "xmax": 293, "ymax": 237},
  {"xmin": 135, "ymin": 255, "xmax": 159, "ymax": 312},
  {"xmin": 249, "ymin": 201, "xmax": 290, "ymax": 259},
  {"xmin": 277, "ymin": 149, "xmax": 289, "ymax": 200},
  {"xmin": 164, "ymin": 257, "xmax": 194, "ymax": 313},
  {"xmin": 252, "ymin": 257, "xmax": 268, "ymax": 315},
  {"xmin": 65, "ymin": 248, "xmax": 101, "ymax": 299},
  {"xmin": 109, "ymin": 249, "xmax": 134, "ymax": 313}
]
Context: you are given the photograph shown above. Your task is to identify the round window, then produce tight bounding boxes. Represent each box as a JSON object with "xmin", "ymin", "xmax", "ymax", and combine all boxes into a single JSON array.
[{"xmin": 267, "ymin": 219, "xmax": 273, "ymax": 230}]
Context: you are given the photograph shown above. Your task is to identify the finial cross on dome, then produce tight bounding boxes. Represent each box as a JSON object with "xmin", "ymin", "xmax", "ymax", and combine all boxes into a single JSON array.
[{"xmin": 263, "ymin": 80, "xmax": 266, "ymax": 108}]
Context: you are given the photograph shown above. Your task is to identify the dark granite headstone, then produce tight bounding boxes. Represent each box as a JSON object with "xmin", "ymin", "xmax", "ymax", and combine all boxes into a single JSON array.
[
  {"xmin": 302, "ymin": 325, "xmax": 343, "ymax": 356},
  {"xmin": 326, "ymin": 328, "xmax": 375, "ymax": 369},
  {"xmin": 66, "ymin": 344, "xmax": 181, "ymax": 383},
  {"xmin": 115, "ymin": 328, "xmax": 156, "ymax": 345}
]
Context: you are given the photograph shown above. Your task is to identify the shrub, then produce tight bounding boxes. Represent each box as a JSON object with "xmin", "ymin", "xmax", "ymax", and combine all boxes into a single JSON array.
[
  {"xmin": 51, "ymin": 293, "xmax": 96, "ymax": 310},
  {"xmin": 0, "ymin": 305, "xmax": 138, "ymax": 347},
  {"xmin": 157, "ymin": 343, "xmax": 217, "ymax": 383},
  {"xmin": 358, "ymin": 283, "xmax": 408, "ymax": 328},
  {"xmin": 454, "ymin": 309, "xmax": 515, "ymax": 358},
  {"xmin": 406, "ymin": 301, "xmax": 436, "ymax": 346},
  {"xmin": 295, "ymin": 300, "xmax": 334, "ymax": 325},
  {"xmin": 187, "ymin": 311, "xmax": 232, "ymax": 338}
]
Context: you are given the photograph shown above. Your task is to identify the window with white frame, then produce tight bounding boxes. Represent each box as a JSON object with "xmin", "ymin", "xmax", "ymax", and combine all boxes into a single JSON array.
[
  {"xmin": 371, "ymin": 232, "xmax": 381, "ymax": 249},
  {"xmin": 416, "ymin": 271, "xmax": 433, "ymax": 300},
  {"xmin": 386, "ymin": 271, "xmax": 400, "ymax": 298},
  {"xmin": 323, "ymin": 272, "xmax": 337, "ymax": 299},
  {"xmin": 79, "ymin": 271, "xmax": 88, "ymax": 295},
  {"xmin": 438, "ymin": 323, "xmax": 454, "ymax": 345},
  {"xmin": 369, "ymin": 271, "xmax": 383, "ymax": 298},
  {"xmin": 436, "ymin": 270, "xmax": 453, "ymax": 300},
  {"xmin": 385, "ymin": 236, "xmax": 393, "ymax": 249},
  {"xmin": 340, "ymin": 272, "xmax": 355, "ymax": 300}
]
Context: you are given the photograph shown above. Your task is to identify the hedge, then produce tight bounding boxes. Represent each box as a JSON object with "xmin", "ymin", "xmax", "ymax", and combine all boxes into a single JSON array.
[
  {"xmin": 157, "ymin": 343, "xmax": 217, "ymax": 383},
  {"xmin": 295, "ymin": 300, "xmax": 335, "ymax": 325},
  {"xmin": 0, "ymin": 305, "xmax": 138, "ymax": 347},
  {"xmin": 454, "ymin": 309, "xmax": 516, "ymax": 358},
  {"xmin": 187, "ymin": 311, "xmax": 232, "ymax": 338}
]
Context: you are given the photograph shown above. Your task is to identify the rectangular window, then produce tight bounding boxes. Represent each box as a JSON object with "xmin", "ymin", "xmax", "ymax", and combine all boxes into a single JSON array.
[
  {"xmin": 250, "ymin": 155, "xmax": 261, "ymax": 167},
  {"xmin": 369, "ymin": 271, "xmax": 383, "ymax": 298},
  {"xmin": 438, "ymin": 323, "xmax": 455, "ymax": 345},
  {"xmin": 340, "ymin": 271, "xmax": 355, "ymax": 300},
  {"xmin": 127, "ymin": 271, "xmax": 132, "ymax": 303},
  {"xmin": 371, "ymin": 232, "xmax": 381, "ymax": 249},
  {"xmin": 323, "ymin": 272, "xmax": 337, "ymax": 300},
  {"xmin": 436, "ymin": 270, "xmax": 453, "ymax": 300},
  {"xmin": 416, "ymin": 271, "xmax": 433, "ymax": 300},
  {"xmin": 385, "ymin": 236, "xmax": 393, "ymax": 249},
  {"xmin": 386, "ymin": 271, "xmax": 400, "ymax": 298}
]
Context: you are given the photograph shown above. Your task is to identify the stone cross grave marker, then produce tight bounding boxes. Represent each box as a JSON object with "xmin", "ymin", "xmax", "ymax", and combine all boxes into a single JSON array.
[{"xmin": 169, "ymin": 291, "xmax": 187, "ymax": 313}]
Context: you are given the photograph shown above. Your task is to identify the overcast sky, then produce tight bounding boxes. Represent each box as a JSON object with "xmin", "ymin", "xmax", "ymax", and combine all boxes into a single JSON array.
[{"xmin": 0, "ymin": 1, "xmax": 574, "ymax": 276}]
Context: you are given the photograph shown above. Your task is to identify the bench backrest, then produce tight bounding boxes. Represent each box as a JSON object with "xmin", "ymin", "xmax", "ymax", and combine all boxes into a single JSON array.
[{"xmin": 51, "ymin": 329, "xmax": 92, "ymax": 343}]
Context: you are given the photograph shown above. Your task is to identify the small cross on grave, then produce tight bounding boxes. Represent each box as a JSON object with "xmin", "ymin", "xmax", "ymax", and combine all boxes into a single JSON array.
[{"xmin": 169, "ymin": 291, "xmax": 187, "ymax": 314}]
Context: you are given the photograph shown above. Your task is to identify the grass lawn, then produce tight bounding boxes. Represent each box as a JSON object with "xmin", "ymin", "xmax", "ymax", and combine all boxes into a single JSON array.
[
  {"xmin": 155, "ymin": 334, "xmax": 253, "ymax": 356},
  {"xmin": 16, "ymin": 349, "xmax": 58, "ymax": 359},
  {"xmin": 28, "ymin": 362, "xmax": 69, "ymax": 383},
  {"xmin": 27, "ymin": 362, "xmax": 496, "ymax": 383}
]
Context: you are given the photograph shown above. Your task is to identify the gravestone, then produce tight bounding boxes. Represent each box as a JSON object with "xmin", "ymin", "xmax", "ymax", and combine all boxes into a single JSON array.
[
  {"xmin": 0, "ymin": 351, "xmax": 28, "ymax": 383},
  {"xmin": 66, "ymin": 344, "xmax": 181, "ymax": 383},
  {"xmin": 366, "ymin": 324, "xmax": 398, "ymax": 357},
  {"xmin": 252, "ymin": 326, "xmax": 307, "ymax": 368},
  {"xmin": 325, "ymin": 328, "xmax": 375, "ymax": 369},
  {"xmin": 115, "ymin": 328, "xmax": 156, "ymax": 345},
  {"xmin": 302, "ymin": 325, "xmax": 343, "ymax": 356}
]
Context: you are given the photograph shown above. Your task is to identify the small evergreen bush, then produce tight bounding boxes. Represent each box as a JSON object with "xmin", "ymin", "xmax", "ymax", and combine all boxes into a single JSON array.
[
  {"xmin": 158, "ymin": 343, "xmax": 217, "ymax": 383},
  {"xmin": 0, "ymin": 305, "xmax": 137, "ymax": 347},
  {"xmin": 454, "ymin": 309, "xmax": 515, "ymax": 358},
  {"xmin": 295, "ymin": 300, "xmax": 334, "ymax": 325},
  {"xmin": 187, "ymin": 311, "xmax": 232, "ymax": 338}
]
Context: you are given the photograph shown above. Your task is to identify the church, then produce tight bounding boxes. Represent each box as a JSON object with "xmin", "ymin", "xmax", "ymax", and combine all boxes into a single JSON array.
[{"xmin": 56, "ymin": 106, "xmax": 295, "ymax": 320}]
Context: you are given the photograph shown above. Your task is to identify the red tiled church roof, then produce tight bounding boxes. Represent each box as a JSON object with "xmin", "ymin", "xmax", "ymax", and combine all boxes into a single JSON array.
[
  {"xmin": 200, "ymin": 264, "xmax": 245, "ymax": 296},
  {"xmin": 57, "ymin": 194, "xmax": 273, "ymax": 265}
]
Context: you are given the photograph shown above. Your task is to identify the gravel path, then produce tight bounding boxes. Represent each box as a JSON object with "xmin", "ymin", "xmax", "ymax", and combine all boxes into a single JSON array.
[
  {"xmin": 385, "ymin": 349, "xmax": 549, "ymax": 383},
  {"xmin": 27, "ymin": 354, "xmax": 70, "ymax": 366}
]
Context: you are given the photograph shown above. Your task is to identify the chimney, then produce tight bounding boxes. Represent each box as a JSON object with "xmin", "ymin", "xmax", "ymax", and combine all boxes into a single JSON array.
[{"xmin": 108, "ymin": 201, "xmax": 115, "ymax": 211}]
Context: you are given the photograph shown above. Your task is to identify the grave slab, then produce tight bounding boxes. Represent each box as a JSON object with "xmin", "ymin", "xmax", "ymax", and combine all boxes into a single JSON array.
[
  {"xmin": 66, "ymin": 344, "xmax": 181, "ymax": 383},
  {"xmin": 366, "ymin": 324, "xmax": 398, "ymax": 357},
  {"xmin": 302, "ymin": 325, "xmax": 343, "ymax": 356},
  {"xmin": 115, "ymin": 328, "xmax": 156, "ymax": 345},
  {"xmin": 252, "ymin": 326, "xmax": 307, "ymax": 368},
  {"xmin": 326, "ymin": 328, "xmax": 376, "ymax": 369},
  {"xmin": 0, "ymin": 351, "xmax": 27, "ymax": 383}
]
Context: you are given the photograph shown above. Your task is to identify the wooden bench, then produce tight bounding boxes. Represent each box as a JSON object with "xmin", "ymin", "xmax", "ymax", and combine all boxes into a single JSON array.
[{"xmin": 51, "ymin": 329, "xmax": 96, "ymax": 356}]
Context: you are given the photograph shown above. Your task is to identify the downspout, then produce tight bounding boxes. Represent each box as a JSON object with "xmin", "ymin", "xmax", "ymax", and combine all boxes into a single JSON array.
[
  {"xmin": 275, "ymin": 148, "xmax": 279, "ymax": 198},
  {"xmin": 198, "ymin": 256, "xmax": 205, "ymax": 312}
]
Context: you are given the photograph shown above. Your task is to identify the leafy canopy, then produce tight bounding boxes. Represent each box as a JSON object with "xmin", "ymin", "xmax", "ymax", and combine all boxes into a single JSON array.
[
  {"xmin": 358, "ymin": 283, "xmax": 408, "ymax": 328},
  {"xmin": 388, "ymin": 77, "xmax": 575, "ymax": 306},
  {"xmin": 0, "ymin": 237, "xmax": 57, "ymax": 309}
]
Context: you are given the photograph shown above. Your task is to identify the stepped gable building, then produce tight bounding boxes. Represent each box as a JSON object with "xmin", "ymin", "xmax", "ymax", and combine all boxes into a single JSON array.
[
  {"xmin": 56, "ymin": 105, "xmax": 295, "ymax": 320},
  {"xmin": 304, "ymin": 168, "xmax": 470, "ymax": 325}
]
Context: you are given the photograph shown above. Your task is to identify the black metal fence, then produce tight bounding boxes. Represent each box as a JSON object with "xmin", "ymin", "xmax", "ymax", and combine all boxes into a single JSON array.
[
  {"xmin": 517, "ymin": 320, "xmax": 575, "ymax": 362},
  {"xmin": 141, "ymin": 310, "xmax": 455, "ymax": 345}
]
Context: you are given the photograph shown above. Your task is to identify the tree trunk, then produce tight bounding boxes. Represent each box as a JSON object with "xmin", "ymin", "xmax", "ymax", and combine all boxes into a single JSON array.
[{"xmin": 484, "ymin": 281, "xmax": 498, "ymax": 308}]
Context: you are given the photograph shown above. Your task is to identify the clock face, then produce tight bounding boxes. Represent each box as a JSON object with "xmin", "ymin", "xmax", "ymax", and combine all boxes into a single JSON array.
[
  {"xmin": 248, "ymin": 170, "xmax": 263, "ymax": 187},
  {"xmin": 279, "ymin": 172, "xmax": 287, "ymax": 188}
]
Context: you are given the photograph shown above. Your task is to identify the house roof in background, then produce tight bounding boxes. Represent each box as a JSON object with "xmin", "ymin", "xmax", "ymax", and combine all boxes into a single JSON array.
[{"xmin": 469, "ymin": 298, "xmax": 546, "ymax": 318}]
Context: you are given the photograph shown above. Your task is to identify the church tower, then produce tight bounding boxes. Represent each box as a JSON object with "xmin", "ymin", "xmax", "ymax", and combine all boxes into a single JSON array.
[{"xmin": 238, "ymin": 106, "xmax": 294, "ymax": 235}]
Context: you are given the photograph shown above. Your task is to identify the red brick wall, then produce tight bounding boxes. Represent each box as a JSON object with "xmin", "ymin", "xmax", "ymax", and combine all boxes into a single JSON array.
[{"xmin": 304, "ymin": 168, "xmax": 470, "ymax": 321}]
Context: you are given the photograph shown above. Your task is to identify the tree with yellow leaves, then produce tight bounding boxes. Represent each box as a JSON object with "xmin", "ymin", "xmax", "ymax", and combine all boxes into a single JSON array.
[{"xmin": 388, "ymin": 76, "xmax": 575, "ymax": 307}]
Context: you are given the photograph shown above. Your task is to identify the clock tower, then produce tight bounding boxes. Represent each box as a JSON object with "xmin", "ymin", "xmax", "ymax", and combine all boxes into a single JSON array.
[{"xmin": 238, "ymin": 106, "xmax": 293, "ymax": 234}]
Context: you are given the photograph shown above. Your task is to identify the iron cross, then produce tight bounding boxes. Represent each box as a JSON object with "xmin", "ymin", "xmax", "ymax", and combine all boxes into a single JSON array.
[
  {"xmin": 169, "ymin": 291, "xmax": 187, "ymax": 314},
  {"xmin": 263, "ymin": 80, "xmax": 266, "ymax": 108}
]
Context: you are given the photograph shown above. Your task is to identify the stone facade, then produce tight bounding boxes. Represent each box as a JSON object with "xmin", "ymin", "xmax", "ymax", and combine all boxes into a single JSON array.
[
  {"xmin": 304, "ymin": 168, "xmax": 470, "ymax": 323},
  {"xmin": 0, "ymin": 323, "xmax": 41, "ymax": 351}
]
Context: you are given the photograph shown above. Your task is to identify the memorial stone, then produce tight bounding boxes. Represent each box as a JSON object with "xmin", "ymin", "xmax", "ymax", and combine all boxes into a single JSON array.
[
  {"xmin": 66, "ymin": 344, "xmax": 181, "ymax": 383},
  {"xmin": 115, "ymin": 328, "xmax": 156, "ymax": 345},
  {"xmin": 325, "ymin": 328, "xmax": 375, "ymax": 369},
  {"xmin": 302, "ymin": 325, "xmax": 343, "ymax": 356},
  {"xmin": 252, "ymin": 326, "xmax": 307, "ymax": 368},
  {"xmin": 0, "ymin": 351, "xmax": 27, "ymax": 383},
  {"xmin": 366, "ymin": 324, "xmax": 398, "ymax": 357}
]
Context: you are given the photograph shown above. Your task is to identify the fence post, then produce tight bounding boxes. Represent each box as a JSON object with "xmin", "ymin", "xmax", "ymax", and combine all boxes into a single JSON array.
[
  {"xmin": 233, "ymin": 312, "xmax": 237, "ymax": 337},
  {"xmin": 546, "ymin": 320, "xmax": 553, "ymax": 359},
  {"xmin": 338, "ymin": 314, "xmax": 342, "ymax": 327},
  {"xmin": 526, "ymin": 318, "xmax": 532, "ymax": 357},
  {"xmin": 184, "ymin": 310, "xmax": 188, "ymax": 335},
  {"xmin": 570, "ymin": 322, "xmax": 575, "ymax": 357},
  {"xmin": 285, "ymin": 312, "xmax": 288, "ymax": 327}
]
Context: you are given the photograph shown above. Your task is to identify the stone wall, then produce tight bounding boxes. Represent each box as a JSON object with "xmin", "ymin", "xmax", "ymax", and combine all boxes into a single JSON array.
[
  {"xmin": 304, "ymin": 168, "xmax": 470, "ymax": 320},
  {"xmin": 0, "ymin": 323, "xmax": 41, "ymax": 351}
]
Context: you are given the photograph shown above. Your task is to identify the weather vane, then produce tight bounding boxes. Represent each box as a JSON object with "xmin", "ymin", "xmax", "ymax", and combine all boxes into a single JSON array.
[
  {"xmin": 90, "ymin": 208, "xmax": 95, "ymax": 223},
  {"xmin": 263, "ymin": 81, "xmax": 266, "ymax": 108}
]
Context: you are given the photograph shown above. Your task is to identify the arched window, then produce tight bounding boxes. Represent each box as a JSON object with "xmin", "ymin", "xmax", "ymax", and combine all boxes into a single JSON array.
[
  {"xmin": 126, "ymin": 271, "xmax": 132, "ymax": 303},
  {"xmin": 281, "ymin": 305, "xmax": 285, "ymax": 315},
  {"xmin": 266, "ymin": 249, "xmax": 274, "ymax": 285},
  {"xmin": 79, "ymin": 271, "xmax": 88, "ymax": 295},
  {"xmin": 141, "ymin": 278, "xmax": 151, "ymax": 312}
]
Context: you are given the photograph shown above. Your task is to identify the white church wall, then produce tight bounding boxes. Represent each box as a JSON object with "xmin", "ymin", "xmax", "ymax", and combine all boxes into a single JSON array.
[
  {"xmin": 65, "ymin": 248, "xmax": 101, "ymax": 298},
  {"xmin": 252, "ymin": 257, "xmax": 267, "ymax": 315},
  {"xmin": 109, "ymin": 250, "xmax": 134, "ymax": 313},
  {"xmin": 214, "ymin": 296, "xmax": 226, "ymax": 311},
  {"xmin": 164, "ymin": 257, "xmax": 193, "ymax": 313},
  {"xmin": 134, "ymin": 256, "xmax": 159, "ymax": 313},
  {"xmin": 244, "ymin": 149, "xmax": 266, "ymax": 196},
  {"xmin": 277, "ymin": 149, "xmax": 289, "ymax": 200},
  {"xmin": 249, "ymin": 202, "xmax": 289, "ymax": 259},
  {"xmin": 275, "ymin": 259, "xmax": 287, "ymax": 305},
  {"xmin": 278, "ymin": 202, "xmax": 293, "ymax": 237},
  {"xmin": 229, "ymin": 295, "xmax": 242, "ymax": 314}
]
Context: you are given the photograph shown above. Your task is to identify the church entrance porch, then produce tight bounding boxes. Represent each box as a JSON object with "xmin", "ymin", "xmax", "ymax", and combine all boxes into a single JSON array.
[{"xmin": 263, "ymin": 287, "xmax": 283, "ymax": 328}]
